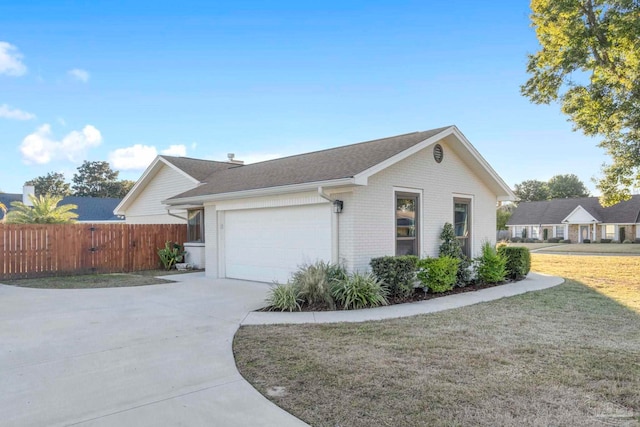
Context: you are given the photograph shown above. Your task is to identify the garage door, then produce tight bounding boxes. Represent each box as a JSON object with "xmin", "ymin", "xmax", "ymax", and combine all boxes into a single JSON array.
[{"xmin": 224, "ymin": 204, "xmax": 332, "ymax": 283}]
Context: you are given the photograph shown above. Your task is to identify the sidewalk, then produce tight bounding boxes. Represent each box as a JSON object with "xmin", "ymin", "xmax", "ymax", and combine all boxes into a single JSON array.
[{"xmin": 242, "ymin": 272, "xmax": 564, "ymax": 325}]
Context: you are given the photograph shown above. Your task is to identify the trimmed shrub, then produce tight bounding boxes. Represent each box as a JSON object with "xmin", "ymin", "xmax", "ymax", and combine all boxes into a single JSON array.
[
  {"xmin": 416, "ymin": 256, "xmax": 460, "ymax": 293},
  {"xmin": 331, "ymin": 272, "xmax": 388, "ymax": 310},
  {"xmin": 560, "ymin": 239, "xmax": 572, "ymax": 243},
  {"xmin": 497, "ymin": 246, "xmax": 531, "ymax": 280},
  {"xmin": 266, "ymin": 283, "xmax": 302, "ymax": 312},
  {"xmin": 600, "ymin": 238, "xmax": 612, "ymax": 243},
  {"xmin": 476, "ymin": 242, "xmax": 507, "ymax": 284},
  {"xmin": 510, "ymin": 237, "xmax": 522, "ymax": 243},
  {"xmin": 547, "ymin": 238, "xmax": 559, "ymax": 243},
  {"xmin": 370, "ymin": 255, "xmax": 418, "ymax": 298},
  {"xmin": 583, "ymin": 239, "xmax": 591, "ymax": 244},
  {"xmin": 623, "ymin": 239, "xmax": 633, "ymax": 244},
  {"xmin": 291, "ymin": 261, "xmax": 338, "ymax": 309}
]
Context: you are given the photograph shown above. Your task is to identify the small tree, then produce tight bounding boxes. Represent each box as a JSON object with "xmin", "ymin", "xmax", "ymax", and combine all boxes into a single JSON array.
[
  {"xmin": 439, "ymin": 223, "xmax": 463, "ymax": 259},
  {"xmin": 439, "ymin": 223, "xmax": 472, "ymax": 286},
  {"xmin": 6, "ymin": 194, "xmax": 78, "ymax": 224}
]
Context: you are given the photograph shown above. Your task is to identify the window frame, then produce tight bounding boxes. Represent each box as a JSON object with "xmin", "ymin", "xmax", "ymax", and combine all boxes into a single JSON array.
[
  {"xmin": 453, "ymin": 196, "xmax": 472, "ymax": 257},
  {"xmin": 186, "ymin": 208, "xmax": 205, "ymax": 243},
  {"xmin": 395, "ymin": 190, "xmax": 421, "ymax": 256}
]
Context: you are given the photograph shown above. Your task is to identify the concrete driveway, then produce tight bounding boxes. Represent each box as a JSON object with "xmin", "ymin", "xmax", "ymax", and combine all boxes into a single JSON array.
[{"xmin": 0, "ymin": 273, "xmax": 307, "ymax": 427}]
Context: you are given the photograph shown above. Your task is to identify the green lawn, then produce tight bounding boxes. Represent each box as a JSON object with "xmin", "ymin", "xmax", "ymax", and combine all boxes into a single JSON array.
[
  {"xmin": 234, "ymin": 255, "xmax": 640, "ymax": 426},
  {"xmin": 509, "ymin": 242, "xmax": 640, "ymax": 254}
]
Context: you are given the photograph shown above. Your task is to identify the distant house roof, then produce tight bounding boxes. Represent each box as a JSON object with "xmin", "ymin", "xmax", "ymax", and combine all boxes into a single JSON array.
[
  {"xmin": 0, "ymin": 193, "xmax": 123, "ymax": 222},
  {"xmin": 160, "ymin": 126, "xmax": 514, "ymax": 204},
  {"xmin": 507, "ymin": 195, "xmax": 640, "ymax": 225}
]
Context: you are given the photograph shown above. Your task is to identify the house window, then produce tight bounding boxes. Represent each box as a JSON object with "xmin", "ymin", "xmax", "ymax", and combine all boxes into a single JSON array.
[
  {"xmin": 187, "ymin": 209, "xmax": 204, "ymax": 243},
  {"xmin": 604, "ymin": 224, "xmax": 615, "ymax": 240},
  {"xmin": 396, "ymin": 193, "xmax": 419, "ymax": 256},
  {"xmin": 454, "ymin": 198, "xmax": 471, "ymax": 257},
  {"xmin": 555, "ymin": 226, "xmax": 565, "ymax": 239},
  {"xmin": 514, "ymin": 226, "xmax": 525, "ymax": 238},
  {"xmin": 530, "ymin": 226, "xmax": 540, "ymax": 239}
]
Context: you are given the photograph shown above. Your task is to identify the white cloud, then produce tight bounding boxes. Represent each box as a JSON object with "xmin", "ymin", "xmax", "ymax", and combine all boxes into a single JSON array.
[
  {"xmin": 0, "ymin": 104, "xmax": 35, "ymax": 120},
  {"xmin": 0, "ymin": 42, "xmax": 27, "ymax": 76},
  {"xmin": 109, "ymin": 143, "xmax": 190, "ymax": 170},
  {"xmin": 161, "ymin": 144, "xmax": 187, "ymax": 157},
  {"xmin": 20, "ymin": 124, "xmax": 102, "ymax": 164},
  {"xmin": 109, "ymin": 144, "xmax": 158, "ymax": 170},
  {"xmin": 68, "ymin": 68, "xmax": 90, "ymax": 83}
]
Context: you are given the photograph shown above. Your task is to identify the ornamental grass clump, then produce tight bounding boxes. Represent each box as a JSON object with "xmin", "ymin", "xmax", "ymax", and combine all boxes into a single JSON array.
[
  {"xmin": 331, "ymin": 272, "xmax": 388, "ymax": 310},
  {"xmin": 291, "ymin": 261, "xmax": 347, "ymax": 310},
  {"xmin": 266, "ymin": 283, "xmax": 302, "ymax": 312}
]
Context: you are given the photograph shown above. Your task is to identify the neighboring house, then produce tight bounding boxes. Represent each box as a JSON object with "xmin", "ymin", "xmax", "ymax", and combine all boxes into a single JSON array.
[
  {"xmin": 0, "ymin": 188, "xmax": 124, "ymax": 223},
  {"xmin": 118, "ymin": 126, "xmax": 514, "ymax": 282},
  {"xmin": 506, "ymin": 196, "xmax": 640, "ymax": 243}
]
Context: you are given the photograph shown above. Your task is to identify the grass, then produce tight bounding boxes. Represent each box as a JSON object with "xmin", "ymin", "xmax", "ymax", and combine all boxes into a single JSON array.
[
  {"xmin": 234, "ymin": 255, "xmax": 640, "ymax": 426},
  {"xmin": 0, "ymin": 269, "xmax": 202, "ymax": 289}
]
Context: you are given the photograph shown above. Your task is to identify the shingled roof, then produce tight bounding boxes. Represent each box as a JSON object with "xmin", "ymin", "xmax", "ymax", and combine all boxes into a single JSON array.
[
  {"xmin": 160, "ymin": 156, "xmax": 236, "ymax": 182},
  {"xmin": 168, "ymin": 126, "xmax": 452, "ymax": 201},
  {"xmin": 0, "ymin": 193, "xmax": 123, "ymax": 222},
  {"xmin": 507, "ymin": 195, "xmax": 640, "ymax": 225}
]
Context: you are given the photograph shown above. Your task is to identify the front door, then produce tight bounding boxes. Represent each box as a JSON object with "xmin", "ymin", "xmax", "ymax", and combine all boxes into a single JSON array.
[{"xmin": 580, "ymin": 225, "xmax": 589, "ymax": 242}]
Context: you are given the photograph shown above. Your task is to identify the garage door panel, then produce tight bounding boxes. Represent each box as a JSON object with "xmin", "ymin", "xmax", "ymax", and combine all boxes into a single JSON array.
[{"xmin": 224, "ymin": 204, "xmax": 331, "ymax": 283}]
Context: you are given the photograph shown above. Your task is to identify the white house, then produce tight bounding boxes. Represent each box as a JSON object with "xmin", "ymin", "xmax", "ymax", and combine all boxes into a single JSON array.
[
  {"xmin": 116, "ymin": 126, "xmax": 514, "ymax": 282},
  {"xmin": 507, "ymin": 196, "xmax": 640, "ymax": 243}
]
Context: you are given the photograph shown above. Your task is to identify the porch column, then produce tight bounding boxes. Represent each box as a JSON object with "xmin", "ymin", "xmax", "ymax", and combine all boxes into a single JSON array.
[{"xmin": 592, "ymin": 223, "xmax": 596, "ymax": 241}]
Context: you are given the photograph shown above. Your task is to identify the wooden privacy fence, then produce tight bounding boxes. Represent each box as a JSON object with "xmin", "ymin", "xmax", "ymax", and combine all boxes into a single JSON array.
[{"xmin": 0, "ymin": 223, "xmax": 187, "ymax": 280}]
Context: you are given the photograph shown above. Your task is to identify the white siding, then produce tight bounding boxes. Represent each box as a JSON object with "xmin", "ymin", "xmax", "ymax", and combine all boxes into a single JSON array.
[
  {"xmin": 343, "ymin": 139, "xmax": 497, "ymax": 272},
  {"xmin": 124, "ymin": 165, "xmax": 197, "ymax": 224}
]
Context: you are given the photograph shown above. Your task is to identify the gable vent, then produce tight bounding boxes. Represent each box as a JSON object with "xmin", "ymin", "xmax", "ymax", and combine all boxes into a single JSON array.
[{"xmin": 433, "ymin": 144, "xmax": 444, "ymax": 163}]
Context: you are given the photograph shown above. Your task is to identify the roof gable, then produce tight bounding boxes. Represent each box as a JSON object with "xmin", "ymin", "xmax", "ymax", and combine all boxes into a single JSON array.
[
  {"xmin": 114, "ymin": 156, "xmax": 234, "ymax": 215},
  {"xmin": 562, "ymin": 205, "xmax": 598, "ymax": 224},
  {"xmin": 166, "ymin": 126, "xmax": 514, "ymax": 203}
]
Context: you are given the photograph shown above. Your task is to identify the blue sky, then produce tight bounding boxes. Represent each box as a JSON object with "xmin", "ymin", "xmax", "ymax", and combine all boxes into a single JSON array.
[{"xmin": 0, "ymin": 0, "xmax": 605, "ymax": 195}]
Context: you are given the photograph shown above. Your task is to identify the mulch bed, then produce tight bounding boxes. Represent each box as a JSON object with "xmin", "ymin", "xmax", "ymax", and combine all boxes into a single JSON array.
[{"xmin": 262, "ymin": 279, "xmax": 520, "ymax": 312}]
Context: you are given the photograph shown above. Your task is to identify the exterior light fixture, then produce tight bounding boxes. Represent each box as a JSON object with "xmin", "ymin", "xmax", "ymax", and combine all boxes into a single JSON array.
[{"xmin": 333, "ymin": 200, "xmax": 343, "ymax": 214}]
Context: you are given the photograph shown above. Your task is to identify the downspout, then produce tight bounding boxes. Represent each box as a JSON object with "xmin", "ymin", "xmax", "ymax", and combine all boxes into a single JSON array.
[
  {"xmin": 318, "ymin": 187, "xmax": 340, "ymax": 264},
  {"xmin": 166, "ymin": 209, "xmax": 187, "ymax": 222}
]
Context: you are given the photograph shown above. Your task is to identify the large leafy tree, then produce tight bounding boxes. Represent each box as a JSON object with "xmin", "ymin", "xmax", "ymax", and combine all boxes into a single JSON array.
[
  {"xmin": 25, "ymin": 172, "xmax": 72, "ymax": 197},
  {"xmin": 547, "ymin": 174, "xmax": 590, "ymax": 199},
  {"xmin": 497, "ymin": 204, "xmax": 515, "ymax": 230},
  {"xmin": 522, "ymin": 0, "xmax": 640, "ymax": 206},
  {"xmin": 514, "ymin": 179, "xmax": 550, "ymax": 202},
  {"xmin": 6, "ymin": 194, "xmax": 78, "ymax": 224},
  {"xmin": 72, "ymin": 161, "xmax": 122, "ymax": 197}
]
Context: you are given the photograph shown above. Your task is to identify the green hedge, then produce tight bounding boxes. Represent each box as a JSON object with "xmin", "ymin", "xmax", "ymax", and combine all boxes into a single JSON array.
[
  {"xmin": 370, "ymin": 255, "xmax": 418, "ymax": 297},
  {"xmin": 497, "ymin": 246, "xmax": 531, "ymax": 280},
  {"xmin": 416, "ymin": 256, "xmax": 459, "ymax": 293}
]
